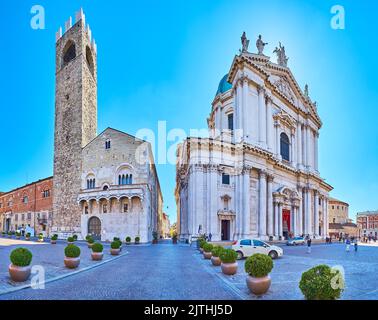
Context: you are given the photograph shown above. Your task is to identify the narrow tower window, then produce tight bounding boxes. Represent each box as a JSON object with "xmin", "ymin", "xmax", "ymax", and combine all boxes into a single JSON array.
[
  {"xmin": 62, "ymin": 40, "xmax": 76, "ymax": 67},
  {"xmin": 280, "ymin": 132, "xmax": 290, "ymax": 161},
  {"xmin": 227, "ymin": 113, "xmax": 234, "ymax": 131}
]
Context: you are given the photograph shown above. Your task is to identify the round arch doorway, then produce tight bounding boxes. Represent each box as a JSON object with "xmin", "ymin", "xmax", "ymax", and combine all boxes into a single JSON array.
[{"xmin": 88, "ymin": 216, "xmax": 101, "ymax": 240}]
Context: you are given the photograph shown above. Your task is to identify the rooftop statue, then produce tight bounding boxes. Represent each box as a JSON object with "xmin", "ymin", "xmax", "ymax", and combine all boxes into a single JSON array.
[
  {"xmin": 304, "ymin": 84, "xmax": 309, "ymax": 97},
  {"xmin": 273, "ymin": 42, "xmax": 289, "ymax": 67},
  {"xmin": 240, "ymin": 31, "xmax": 250, "ymax": 53},
  {"xmin": 256, "ymin": 35, "xmax": 268, "ymax": 55}
]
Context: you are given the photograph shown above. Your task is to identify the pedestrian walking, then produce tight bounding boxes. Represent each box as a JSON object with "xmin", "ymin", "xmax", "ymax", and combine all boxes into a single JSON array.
[
  {"xmin": 307, "ymin": 237, "xmax": 312, "ymax": 254},
  {"xmin": 346, "ymin": 238, "xmax": 351, "ymax": 252},
  {"xmin": 208, "ymin": 233, "xmax": 212, "ymax": 242},
  {"xmin": 354, "ymin": 240, "xmax": 358, "ymax": 252}
]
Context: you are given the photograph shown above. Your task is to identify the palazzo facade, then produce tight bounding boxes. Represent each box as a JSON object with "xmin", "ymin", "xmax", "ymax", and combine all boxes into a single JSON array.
[{"xmin": 175, "ymin": 34, "xmax": 333, "ymax": 241}]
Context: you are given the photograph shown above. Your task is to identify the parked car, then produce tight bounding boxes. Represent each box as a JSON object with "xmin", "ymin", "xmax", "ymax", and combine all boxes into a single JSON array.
[
  {"xmin": 286, "ymin": 237, "xmax": 305, "ymax": 246},
  {"xmin": 232, "ymin": 239, "xmax": 283, "ymax": 260}
]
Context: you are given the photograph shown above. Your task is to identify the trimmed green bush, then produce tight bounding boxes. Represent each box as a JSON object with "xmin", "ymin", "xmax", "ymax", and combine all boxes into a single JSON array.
[
  {"xmin": 203, "ymin": 243, "xmax": 214, "ymax": 253},
  {"xmin": 16, "ymin": 231, "xmax": 21, "ymax": 236},
  {"xmin": 87, "ymin": 237, "xmax": 94, "ymax": 244},
  {"xmin": 85, "ymin": 235, "xmax": 91, "ymax": 241},
  {"xmin": 245, "ymin": 253, "xmax": 273, "ymax": 277},
  {"xmin": 299, "ymin": 264, "xmax": 344, "ymax": 300},
  {"xmin": 211, "ymin": 246, "xmax": 224, "ymax": 257},
  {"xmin": 67, "ymin": 236, "xmax": 74, "ymax": 242},
  {"xmin": 199, "ymin": 239, "xmax": 206, "ymax": 248},
  {"xmin": 72, "ymin": 234, "xmax": 78, "ymax": 241},
  {"xmin": 10, "ymin": 248, "xmax": 32, "ymax": 267},
  {"xmin": 51, "ymin": 234, "xmax": 58, "ymax": 241},
  {"xmin": 135, "ymin": 236, "xmax": 140, "ymax": 243},
  {"xmin": 113, "ymin": 237, "xmax": 120, "ymax": 242},
  {"xmin": 125, "ymin": 236, "xmax": 131, "ymax": 243},
  {"xmin": 64, "ymin": 245, "xmax": 81, "ymax": 258},
  {"xmin": 38, "ymin": 234, "xmax": 43, "ymax": 239},
  {"xmin": 92, "ymin": 242, "xmax": 103, "ymax": 253},
  {"xmin": 220, "ymin": 249, "xmax": 237, "ymax": 263},
  {"xmin": 152, "ymin": 231, "xmax": 158, "ymax": 240},
  {"xmin": 26, "ymin": 233, "xmax": 31, "ymax": 238},
  {"xmin": 7, "ymin": 232, "xmax": 11, "ymax": 236},
  {"xmin": 111, "ymin": 241, "xmax": 121, "ymax": 249}
]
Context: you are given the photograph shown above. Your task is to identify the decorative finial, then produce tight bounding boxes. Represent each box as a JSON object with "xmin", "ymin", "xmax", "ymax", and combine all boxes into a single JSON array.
[
  {"xmin": 64, "ymin": 16, "xmax": 72, "ymax": 32},
  {"xmin": 304, "ymin": 84, "xmax": 309, "ymax": 97},
  {"xmin": 75, "ymin": 8, "xmax": 86, "ymax": 25},
  {"xmin": 256, "ymin": 35, "xmax": 268, "ymax": 55},
  {"xmin": 273, "ymin": 42, "xmax": 288, "ymax": 67},
  {"xmin": 240, "ymin": 32, "xmax": 250, "ymax": 53},
  {"xmin": 55, "ymin": 27, "xmax": 62, "ymax": 42},
  {"xmin": 86, "ymin": 24, "xmax": 92, "ymax": 42}
]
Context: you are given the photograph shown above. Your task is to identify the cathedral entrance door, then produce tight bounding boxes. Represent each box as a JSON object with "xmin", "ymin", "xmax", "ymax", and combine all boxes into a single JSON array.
[
  {"xmin": 5, "ymin": 218, "xmax": 10, "ymax": 232},
  {"xmin": 88, "ymin": 216, "xmax": 101, "ymax": 240},
  {"xmin": 221, "ymin": 220, "xmax": 230, "ymax": 240},
  {"xmin": 282, "ymin": 210, "xmax": 291, "ymax": 239}
]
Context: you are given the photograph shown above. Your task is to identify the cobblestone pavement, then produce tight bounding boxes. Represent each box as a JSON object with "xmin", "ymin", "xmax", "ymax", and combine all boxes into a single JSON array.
[
  {"xmin": 0, "ymin": 239, "xmax": 238, "ymax": 300},
  {"xmin": 196, "ymin": 242, "xmax": 378, "ymax": 300},
  {"xmin": 0, "ymin": 237, "xmax": 128, "ymax": 295}
]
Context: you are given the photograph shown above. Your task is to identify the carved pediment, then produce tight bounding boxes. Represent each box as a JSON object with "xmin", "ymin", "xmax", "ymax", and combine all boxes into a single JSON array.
[
  {"xmin": 273, "ymin": 76, "xmax": 296, "ymax": 104},
  {"xmin": 273, "ymin": 110, "xmax": 296, "ymax": 130}
]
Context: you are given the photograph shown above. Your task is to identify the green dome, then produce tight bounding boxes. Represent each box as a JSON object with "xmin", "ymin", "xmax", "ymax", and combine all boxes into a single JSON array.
[{"xmin": 216, "ymin": 74, "xmax": 232, "ymax": 96}]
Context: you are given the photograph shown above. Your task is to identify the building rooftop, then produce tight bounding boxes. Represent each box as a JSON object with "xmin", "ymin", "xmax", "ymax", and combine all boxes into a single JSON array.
[
  {"xmin": 357, "ymin": 211, "xmax": 378, "ymax": 216},
  {"xmin": 215, "ymin": 74, "xmax": 232, "ymax": 96}
]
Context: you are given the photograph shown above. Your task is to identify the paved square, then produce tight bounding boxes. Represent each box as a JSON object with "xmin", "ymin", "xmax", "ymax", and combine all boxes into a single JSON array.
[{"xmin": 197, "ymin": 242, "xmax": 378, "ymax": 300}]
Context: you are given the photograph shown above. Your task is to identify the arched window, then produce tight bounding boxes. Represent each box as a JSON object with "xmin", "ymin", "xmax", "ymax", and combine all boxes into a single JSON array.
[
  {"xmin": 129, "ymin": 174, "xmax": 133, "ymax": 184},
  {"xmin": 62, "ymin": 40, "xmax": 76, "ymax": 67},
  {"xmin": 86, "ymin": 177, "xmax": 96, "ymax": 189},
  {"xmin": 280, "ymin": 132, "xmax": 290, "ymax": 161}
]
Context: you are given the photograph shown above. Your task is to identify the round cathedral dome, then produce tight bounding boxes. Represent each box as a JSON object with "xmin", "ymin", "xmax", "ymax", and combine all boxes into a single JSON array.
[{"xmin": 215, "ymin": 74, "xmax": 232, "ymax": 96}]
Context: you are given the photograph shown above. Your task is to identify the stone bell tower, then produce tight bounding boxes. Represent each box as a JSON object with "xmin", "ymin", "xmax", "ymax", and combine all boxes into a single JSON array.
[{"xmin": 52, "ymin": 9, "xmax": 97, "ymax": 237}]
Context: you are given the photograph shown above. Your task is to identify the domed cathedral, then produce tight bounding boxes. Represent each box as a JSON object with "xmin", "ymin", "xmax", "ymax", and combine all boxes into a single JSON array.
[
  {"xmin": 175, "ymin": 33, "xmax": 333, "ymax": 242},
  {"xmin": 52, "ymin": 10, "xmax": 163, "ymax": 242}
]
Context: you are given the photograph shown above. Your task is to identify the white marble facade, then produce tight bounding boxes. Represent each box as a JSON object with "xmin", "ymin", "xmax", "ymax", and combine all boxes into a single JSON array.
[
  {"xmin": 175, "ymin": 35, "xmax": 333, "ymax": 241},
  {"xmin": 78, "ymin": 128, "xmax": 163, "ymax": 242}
]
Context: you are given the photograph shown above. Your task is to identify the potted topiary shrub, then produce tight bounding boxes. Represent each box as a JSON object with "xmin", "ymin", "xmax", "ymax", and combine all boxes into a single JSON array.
[
  {"xmin": 152, "ymin": 231, "xmax": 158, "ymax": 244},
  {"xmin": 135, "ymin": 236, "xmax": 140, "ymax": 244},
  {"xmin": 16, "ymin": 231, "xmax": 21, "ymax": 240},
  {"xmin": 203, "ymin": 243, "xmax": 213, "ymax": 259},
  {"xmin": 38, "ymin": 233, "xmax": 44, "ymax": 242},
  {"xmin": 125, "ymin": 236, "xmax": 131, "ymax": 245},
  {"xmin": 72, "ymin": 234, "xmax": 78, "ymax": 241},
  {"xmin": 220, "ymin": 249, "xmax": 238, "ymax": 275},
  {"xmin": 25, "ymin": 232, "xmax": 31, "ymax": 241},
  {"xmin": 211, "ymin": 246, "xmax": 224, "ymax": 266},
  {"xmin": 51, "ymin": 234, "xmax": 58, "ymax": 244},
  {"xmin": 172, "ymin": 233, "xmax": 178, "ymax": 244},
  {"xmin": 199, "ymin": 239, "xmax": 206, "ymax": 253},
  {"xmin": 245, "ymin": 253, "xmax": 274, "ymax": 295},
  {"xmin": 8, "ymin": 248, "xmax": 33, "ymax": 282},
  {"xmin": 110, "ymin": 240, "xmax": 121, "ymax": 255},
  {"xmin": 91, "ymin": 242, "xmax": 104, "ymax": 261},
  {"xmin": 87, "ymin": 236, "xmax": 94, "ymax": 248},
  {"xmin": 64, "ymin": 244, "xmax": 81, "ymax": 269},
  {"xmin": 113, "ymin": 237, "xmax": 122, "ymax": 251},
  {"xmin": 7, "ymin": 231, "xmax": 12, "ymax": 238},
  {"xmin": 67, "ymin": 236, "xmax": 75, "ymax": 245},
  {"xmin": 299, "ymin": 264, "xmax": 344, "ymax": 300}
]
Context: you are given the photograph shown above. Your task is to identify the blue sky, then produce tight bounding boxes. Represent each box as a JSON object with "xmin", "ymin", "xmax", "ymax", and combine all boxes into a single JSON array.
[{"xmin": 0, "ymin": 0, "xmax": 377, "ymax": 223}]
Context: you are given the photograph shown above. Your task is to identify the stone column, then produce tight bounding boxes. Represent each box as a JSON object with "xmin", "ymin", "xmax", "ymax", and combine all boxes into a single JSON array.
[
  {"xmin": 234, "ymin": 172, "xmax": 241, "ymax": 238},
  {"xmin": 306, "ymin": 189, "xmax": 312, "ymax": 236},
  {"xmin": 278, "ymin": 202, "xmax": 283, "ymax": 238},
  {"xmin": 242, "ymin": 167, "xmax": 250, "ymax": 237},
  {"xmin": 314, "ymin": 191, "xmax": 319, "ymax": 237},
  {"xmin": 297, "ymin": 189, "xmax": 303, "ymax": 235},
  {"xmin": 297, "ymin": 123, "xmax": 302, "ymax": 168},
  {"xmin": 235, "ymin": 83, "xmax": 243, "ymax": 143},
  {"xmin": 275, "ymin": 122, "xmax": 281, "ymax": 158},
  {"xmin": 266, "ymin": 95, "xmax": 274, "ymax": 151},
  {"xmin": 325, "ymin": 198, "xmax": 329, "ymax": 236},
  {"xmin": 258, "ymin": 85, "xmax": 267, "ymax": 148},
  {"xmin": 315, "ymin": 132, "xmax": 319, "ymax": 172},
  {"xmin": 304, "ymin": 125, "xmax": 309, "ymax": 168},
  {"xmin": 274, "ymin": 201, "xmax": 279, "ymax": 237},
  {"xmin": 242, "ymin": 78, "xmax": 249, "ymax": 142},
  {"xmin": 267, "ymin": 175, "xmax": 274, "ymax": 237},
  {"xmin": 258, "ymin": 170, "xmax": 267, "ymax": 238},
  {"xmin": 291, "ymin": 130, "xmax": 296, "ymax": 166}
]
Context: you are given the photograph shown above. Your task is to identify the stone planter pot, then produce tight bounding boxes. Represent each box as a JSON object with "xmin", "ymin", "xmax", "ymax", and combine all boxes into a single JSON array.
[
  {"xmin": 25, "ymin": 237, "xmax": 30, "ymax": 241},
  {"xmin": 126, "ymin": 242, "xmax": 131, "ymax": 245},
  {"xmin": 51, "ymin": 240, "xmax": 57, "ymax": 244},
  {"xmin": 91, "ymin": 252, "xmax": 104, "ymax": 261},
  {"xmin": 87, "ymin": 242, "xmax": 93, "ymax": 248},
  {"xmin": 64, "ymin": 257, "xmax": 80, "ymax": 269},
  {"xmin": 172, "ymin": 239, "xmax": 177, "ymax": 244},
  {"xmin": 135, "ymin": 241, "xmax": 140, "ymax": 245},
  {"xmin": 211, "ymin": 256, "xmax": 221, "ymax": 266},
  {"xmin": 38, "ymin": 239, "xmax": 44, "ymax": 242},
  {"xmin": 221, "ymin": 262, "xmax": 238, "ymax": 275},
  {"xmin": 246, "ymin": 275, "xmax": 271, "ymax": 295},
  {"xmin": 203, "ymin": 251, "xmax": 212, "ymax": 259},
  {"xmin": 16, "ymin": 236, "xmax": 21, "ymax": 240},
  {"xmin": 67, "ymin": 241, "xmax": 74, "ymax": 245},
  {"xmin": 9, "ymin": 264, "xmax": 32, "ymax": 282},
  {"xmin": 111, "ymin": 248, "xmax": 120, "ymax": 255},
  {"xmin": 152, "ymin": 239, "xmax": 158, "ymax": 244}
]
